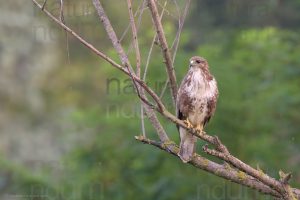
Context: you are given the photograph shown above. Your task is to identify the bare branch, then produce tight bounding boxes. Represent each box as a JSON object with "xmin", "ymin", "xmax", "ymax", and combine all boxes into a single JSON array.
[
  {"xmin": 143, "ymin": 1, "xmax": 167, "ymax": 82},
  {"xmin": 135, "ymin": 136, "xmax": 282, "ymax": 199},
  {"xmin": 92, "ymin": 0, "xmax": 169, "ymax": 142},
  {"xmin": 56, "ymin": 0, "xmax": 70, "ymax": 64},
  {"xmin": 92, "ymin": 0, "xmax": 130, "ymax": 68},
  {"xmin": 59, "ymin": 0, "xmax": 64, "ymax": 22},
  {"xmin": 147, "ymin": 0, "xmax": 178, "ymax": 106},
  {"xmin": 41, "ymin": 0, "xmax": 47, "ymax": 10},
  {"xmin": 140, "ymin": 106, "xmax": 146, "ymax": 138},
  {"xmin": 126, "ymin": 0, "xmax": 148, "ymax": 56},
  {"xmin": 92, "ymin": 0, "xmax": 146, "ymax": 108},
  {"xmin": 171, "ymin": 0, "xmax": 191, "ymax": 61},
  {"xmin": 91, "ymin": 2, "xmax": 163, "ymax": 113},
  {"xmin": 126, "ymin": 0, "xmax": 141, "ymax": 76},
  {"xmin": 31, "ymin": 0, "xmax": 125, "ymax": 72},
  {"xmin": 160, "ymin": 0, "xmax": 191, "ymax": 99},
  {"xmin": 92, "ymin": 0, "xmax": 148, "ymax": 108},
  {"xmin": 32, "ymin": 0, "xmax": 163, "ymax": 112},
  {"xmin": 120, "ymin": 0, "xmax": 146, "ymax": 43},
  {"xmin": 202, "ymin": 145, "xmax": 285, "ymax": 195},
  {"xmin": 126, "ymin": 0, "xmax": 145, "ymax": 138}
]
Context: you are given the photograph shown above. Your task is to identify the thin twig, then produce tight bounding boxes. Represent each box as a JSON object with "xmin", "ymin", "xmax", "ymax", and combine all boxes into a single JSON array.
[
  {"xmin": 120, "ymin": 0, "xmax": 146, "ymax": 43},
  {"xmin": 92, "ymin": 0, "xmax": 131, "ymax": 68},
  {"xmin": 172, "ymin": 0, "xmax": 181, "ymax": 18},
  {"xmin": 125, "ymin": 0, "xmax": 147, "ymax": 56},
  {"xmin": 41, "ymin": 0, "xmax": 47, "ymax": 10},
  {"xmin": 126, "ymin": 0, "xmax": 141, "ymax": 76},
  {"xmin": 160, "ymin": 0, "xmax": 191, "ymax": 99},
  {"xmin": 93, "ymin": 0, "xmax": 148, "ymax": 109},
  {"xmin": 32, "ymin": 0, "xmax": 163, "ymax": 111},
  {"xmin": 126, "ymin": 0, "xmax": 145, "ymax": 137},
  {"xmin": 91, "ymin": 0, "xmax": 169, "ymax": 142},
  {"xmin": 148, "ymin": 0, "xmax": 178, "ymax": 106},
  {"xmin": 157, "ymin": 1, "xmax": 178, "ymax": 20},
  {"xmin": 31, "ymin": 0, "xmax": 124, "ymax": 72},
  {"xmin": 143, "ymin": 1, "xmax": 167, "ymax": 82},
  {"xmin": 58, "ymin": 0, "xmax": 70, "ymax": 64},
  {"xmin": 140, "ymin": 105, "xmax": 146, "ymax": 137}
]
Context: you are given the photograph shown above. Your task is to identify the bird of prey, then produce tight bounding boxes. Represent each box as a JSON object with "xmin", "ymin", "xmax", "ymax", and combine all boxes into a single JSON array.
[{"xmin": 176, "ymin": 56, "xmax": 218, "ymax": 163}]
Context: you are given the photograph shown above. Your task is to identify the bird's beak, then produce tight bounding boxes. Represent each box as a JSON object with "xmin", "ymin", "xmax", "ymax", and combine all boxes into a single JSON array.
[{"xmin": 189, "ymin": 60, "xmax": 194, "ymax": 67}]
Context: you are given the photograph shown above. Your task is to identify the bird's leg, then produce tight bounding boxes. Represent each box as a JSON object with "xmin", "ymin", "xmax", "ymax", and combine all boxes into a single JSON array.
[
  {"xmin": 183, "ymin": 118, "xmax": 193, "ymax": 129},
  {"xmin": 195, "ymin": 124, "xmax": 204, "ymax": 135}
]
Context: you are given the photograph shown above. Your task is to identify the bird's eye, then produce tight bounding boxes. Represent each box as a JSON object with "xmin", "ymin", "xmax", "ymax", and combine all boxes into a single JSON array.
[{"xmin": 196, "ymin": 60, "xmax": 201, "ymax": 64}]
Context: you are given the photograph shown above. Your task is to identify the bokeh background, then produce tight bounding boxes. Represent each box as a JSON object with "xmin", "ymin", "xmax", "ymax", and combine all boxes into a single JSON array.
[{"xmin": 1, "ymin": 0, "xmax": 300, "ymax": 199}]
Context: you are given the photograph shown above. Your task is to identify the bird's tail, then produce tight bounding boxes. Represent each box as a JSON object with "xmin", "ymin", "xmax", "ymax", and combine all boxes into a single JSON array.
[{"xmin": 178, "ymin": 128, "xmax": 197, "ymax": 163}]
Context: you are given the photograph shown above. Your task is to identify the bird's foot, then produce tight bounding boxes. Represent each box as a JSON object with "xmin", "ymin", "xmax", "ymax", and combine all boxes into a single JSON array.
[
  {"xmin": 195, "ymin": 124, "xmax": 204, "ymax": 135},
  {"xmin": 183, "ymin": 119, "xmax": 193, "ymax": 129}
]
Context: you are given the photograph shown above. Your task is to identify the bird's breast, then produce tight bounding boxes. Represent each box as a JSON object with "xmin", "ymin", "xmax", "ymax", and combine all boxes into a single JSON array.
[{"xmin": 183, "ymin": 71, "xmax": 217, "ymax": 125}]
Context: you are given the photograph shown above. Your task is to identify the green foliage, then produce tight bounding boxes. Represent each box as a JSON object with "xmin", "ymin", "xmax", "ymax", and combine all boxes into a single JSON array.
[{"xmin": 1, "ymin": 1, "xmax": 300, "ymax": 199}]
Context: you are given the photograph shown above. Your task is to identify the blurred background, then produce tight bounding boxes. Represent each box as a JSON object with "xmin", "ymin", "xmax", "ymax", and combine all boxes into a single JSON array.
[{"xmin": 0, "ymin": 0, "xmax": 300, "ymax": 199}]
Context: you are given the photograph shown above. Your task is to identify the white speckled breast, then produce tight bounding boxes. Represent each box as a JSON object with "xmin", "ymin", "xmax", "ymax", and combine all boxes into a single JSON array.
[{"xmin": 184, "ymin": 69, "xmax": 217, "ymax": 126}]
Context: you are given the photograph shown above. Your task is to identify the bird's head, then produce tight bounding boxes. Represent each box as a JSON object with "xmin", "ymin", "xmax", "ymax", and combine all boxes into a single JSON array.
[{"xmin": 189, "ymin": 56, "xmax": 208, "ymax": 70}]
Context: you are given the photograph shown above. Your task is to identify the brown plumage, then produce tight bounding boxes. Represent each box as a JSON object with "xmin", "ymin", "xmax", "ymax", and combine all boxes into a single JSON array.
[{"xmin": 176, "ymin": 56, "xmax": 218, "ymax": 163}]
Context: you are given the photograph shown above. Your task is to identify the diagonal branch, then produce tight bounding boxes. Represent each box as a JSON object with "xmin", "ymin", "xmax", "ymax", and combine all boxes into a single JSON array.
[
  {"xmin": 147, "ymin": 0, "xmax": 178, "ymax": 106},
  {"xmin": 160, "ymin": 0, "xmax": 191, "ymax": 99},
  {"xmin": 92, "ymin": 0, "xmax": 145, "ymax": 108},
  {"xmin": 135, "ymin": 136, "xmax": 282, "ymax": 198},
  {"xmin": 143, "ymin": 1, "xmax": 167, "ymax": 82},
  {"xmin": 127, "ymin": 0, "xmax": 141, "ymax": 76},
  {"xmin": 92, "ymin": 0, "xmax": 169, "ymax": 142},
  {"xmin": 32, "ymin": 0, "xmax": 164, "ymax": 113},
  {"xmin": 126, "ymin": 0, "xmax": 145, "ymax": 139},
  {"xmin": 92, "ymin": 0, "xmax": 130, "ymax": 68},
  {"xmin": 202, "ymin": 146, "xmax": 285, "ymax": 195},
  {"xmin": 31, "ymin": 0, "xmax": 125, "ymax": 73},
  {"xmin": 120, "ymin": 0, "xmax": 146, "ymax": 43}
]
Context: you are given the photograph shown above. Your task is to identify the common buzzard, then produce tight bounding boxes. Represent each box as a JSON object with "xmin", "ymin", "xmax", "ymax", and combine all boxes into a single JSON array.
[{"xmin": 176, "ymin": 56, "xmax": 218, "ymax": 163}]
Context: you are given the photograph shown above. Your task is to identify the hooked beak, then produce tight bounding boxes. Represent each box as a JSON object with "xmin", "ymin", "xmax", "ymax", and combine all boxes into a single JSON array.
[{"xmin": 189, "ymin": 60, "xmax": 194, "ymax": 67}]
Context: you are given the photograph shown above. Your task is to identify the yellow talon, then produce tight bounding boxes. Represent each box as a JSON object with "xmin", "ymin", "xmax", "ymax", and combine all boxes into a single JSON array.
[
  {"xmin": 184, "ymin": 119, "xmax": 193, "ymax": 129},
  {"xmin": 195, "ymin": 124, "xmax": 204, "ymax": 135}
]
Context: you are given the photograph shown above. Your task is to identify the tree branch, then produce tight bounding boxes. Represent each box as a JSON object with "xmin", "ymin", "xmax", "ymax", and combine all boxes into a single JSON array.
[
  {"xmin": 160, "ymin": 0, "xmax": 191, "ymax": 99},
  {"xmin": 92, "ymin": 0, "xmax": 169, "ymax": 142},
  {"xmin": 92, "ymin": 0, "xmax": 130, "ymax": 68},
  {"xmin": 126, "ymin": 0, "xmax": 141, "ymax": 76},
  {"xmin": 147, "ymin": 0, "xmax": 178, "ymax": 106},
  {"xmin": 202, "ymin": 145, "xmax": 285, "ymax": 195},
  {"xmin": 135, "ymin": 136, "xmax": 282, "ymax": 198}
]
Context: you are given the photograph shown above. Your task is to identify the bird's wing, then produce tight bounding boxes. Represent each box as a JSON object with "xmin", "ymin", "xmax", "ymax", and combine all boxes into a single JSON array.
[
  {"xmin": 176, "ymin": 84, "xmax": 189, "ymax": 131},
  {"xmin": 176, "ymin": 94, "xmax": 186, "ymax": 131},
  {"xmin": 176, "ymin": 108, "xmax": 186, "ymax": 131},
  {"xmin": 203, "ymin": 87, "xmax": 218, "ymax": 127}
]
